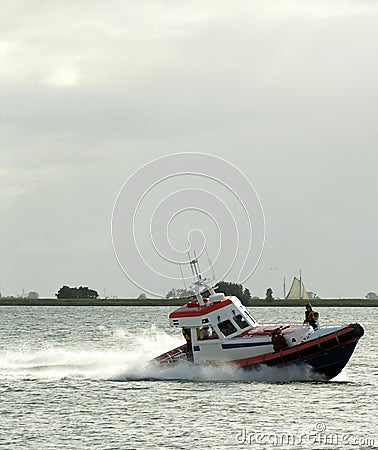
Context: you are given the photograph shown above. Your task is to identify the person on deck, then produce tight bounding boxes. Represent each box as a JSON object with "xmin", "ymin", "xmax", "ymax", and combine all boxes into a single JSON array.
[
  {"xmin": 182, "ymin": 327, "xmax": 193, "ymax": 361},
  {"xmin": 271, "ymin": 328, "xmax": 287, "ymax": 352},
  {"xmin": 304, "ymin": 303, "xmax": 319, "ymax": 330},
  {"xmin": 198, "ymin": 327, "xmax": 210, "ymax": 340}
]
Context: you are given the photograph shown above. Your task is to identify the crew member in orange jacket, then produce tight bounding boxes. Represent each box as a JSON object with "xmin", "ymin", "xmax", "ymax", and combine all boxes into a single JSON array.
[{"xmin": 304, "ymin": 303, "xmax": 319, "ymax": 330}]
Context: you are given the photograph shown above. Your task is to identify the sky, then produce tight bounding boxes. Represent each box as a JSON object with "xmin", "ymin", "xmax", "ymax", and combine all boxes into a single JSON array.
[{"xmin": 1, "ymin": 0, "xmax": 377, "ymax": 299}]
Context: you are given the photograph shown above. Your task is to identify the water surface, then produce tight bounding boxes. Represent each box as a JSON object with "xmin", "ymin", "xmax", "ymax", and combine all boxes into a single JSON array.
[{"xmin": 0, "ymin": 306, "xmax": 377, "ymax": 449}]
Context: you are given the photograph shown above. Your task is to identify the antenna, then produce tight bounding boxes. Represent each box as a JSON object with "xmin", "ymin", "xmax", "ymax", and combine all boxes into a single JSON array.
[
  {"xmin": 186, "ymin": 249, "xmax": 218, "ymax": 306},
  {"xmin": 188, "ymin": 251, "xmax": 196, "ymax": 278},
  {"xmin": 205, "ymin": 247, "xmax": 216, "ymax": 281},
  {"xmin": 190, "ymin": 258, "xmax": 200, "ymax": 279},
  {"xmin": 179, "ymin": 263, "xmax": 187, "ymax": 291},
  {"xmin": 188, "ymin": 250, "xmax": 201, "ymax": 280},
  {"xmin": 193, "ymin": 249, "xmax": 201, "ymax": 276}
]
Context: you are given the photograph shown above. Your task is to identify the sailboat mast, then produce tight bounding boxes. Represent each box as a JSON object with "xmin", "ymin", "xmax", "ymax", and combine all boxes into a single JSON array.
[{"xmin": 299, "ymin": 270, "xmax": 302, "ymax": 300}]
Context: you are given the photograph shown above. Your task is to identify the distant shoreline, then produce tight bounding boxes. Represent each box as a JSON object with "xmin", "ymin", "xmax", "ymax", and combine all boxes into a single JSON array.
[{"xmin": 0, "ymin": 298, "xmax": 377, "ymax": 307}]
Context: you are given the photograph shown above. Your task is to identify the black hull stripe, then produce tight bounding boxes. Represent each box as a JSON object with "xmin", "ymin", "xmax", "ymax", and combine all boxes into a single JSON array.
[{"xmin": 222, "ymin": 342, "xmax": 271, "ymax": 349}]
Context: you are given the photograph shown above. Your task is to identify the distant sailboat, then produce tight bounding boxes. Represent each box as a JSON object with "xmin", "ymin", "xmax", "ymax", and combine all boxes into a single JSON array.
[{"xmin": 285, "ymin": 276, "xmax": 309, "ymax": 300}]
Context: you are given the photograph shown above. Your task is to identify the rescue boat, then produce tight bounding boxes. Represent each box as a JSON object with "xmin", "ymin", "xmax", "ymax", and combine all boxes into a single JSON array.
[{"xmin": 153, "ymin": 273, "xmax": 364, "ymax": 380}]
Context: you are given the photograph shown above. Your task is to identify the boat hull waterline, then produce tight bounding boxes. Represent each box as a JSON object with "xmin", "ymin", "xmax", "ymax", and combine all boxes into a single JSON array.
[{"xmin": 153, "ymin": 323, "xmax": 364, "ymax": 380}]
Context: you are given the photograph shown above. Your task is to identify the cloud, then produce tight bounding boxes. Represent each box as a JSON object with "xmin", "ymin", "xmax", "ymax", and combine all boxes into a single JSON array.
[
  {"xmin": 1, "ymin": 0, "xmax": 378, "ymax": 297},
  {"xmin": 46, "ymin": 62, "xmax": 81, "ymax": 87}
]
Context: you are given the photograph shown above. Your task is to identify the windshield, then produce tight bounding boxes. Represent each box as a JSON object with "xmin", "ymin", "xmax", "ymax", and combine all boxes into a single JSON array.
[
  {"xmin": 218, "ymin": 319, "xmax": 237, "ymax": 336},
  {"xmin": 233, "ymin": 314, "xmax": 249, "ymax": 329},
  {"xmin": 197, "ymin": 325, "xmax": 219, "ymax": 341},
  {"xmin": 244, "ymin": 309, "xmax": 257, "ymax": 324}
]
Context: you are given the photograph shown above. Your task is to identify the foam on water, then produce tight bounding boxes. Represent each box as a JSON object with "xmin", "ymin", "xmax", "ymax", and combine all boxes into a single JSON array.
[
  {"xmin": 0, "ymin": 326, "xmax": 179, "ymax": 381},
  {"xmin": 116, "ymin": 360, "xmax": 322, "ymax": 383},
  {"xmin": 0, "ymin": 327, "xmax": 326, "ymax": 383}
]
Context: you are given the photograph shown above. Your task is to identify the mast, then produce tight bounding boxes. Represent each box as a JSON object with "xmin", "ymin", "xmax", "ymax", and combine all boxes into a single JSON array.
[
  {"xmin": 187, "ymin": 250, "xmax": 216, "ymax": 306},
  {"xmin": 299, "ymin": 270, "xmax": 302, "ymax": 300},
  {"xmin": 205, "ymin": 247, "xmax": 216, "ymax": 281},
  {"xmin": 193, "ymin": 250, "xmax": 201, "ymax": 275},
  {"xmin": 179, "ymin": 264, "xmax": 187, "ymax": 291},
  {"xmin": 188, "ymin": 251, "xmax": 196, "ymax": 278},
  {"xmin": 188, "ymin": 251, "xmax": 205, "ymax": 306}
]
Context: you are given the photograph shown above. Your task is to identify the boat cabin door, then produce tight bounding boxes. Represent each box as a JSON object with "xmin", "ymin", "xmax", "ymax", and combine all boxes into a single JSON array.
[{"xmin": 192, "ymin": 325, "xmax": 222, "ymax": 362}]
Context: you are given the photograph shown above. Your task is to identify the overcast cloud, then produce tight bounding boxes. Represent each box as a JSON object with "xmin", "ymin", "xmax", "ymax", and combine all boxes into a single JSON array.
[{"xmin": 1, "ymin": 0, "xmax": 377, "ymax": 298}]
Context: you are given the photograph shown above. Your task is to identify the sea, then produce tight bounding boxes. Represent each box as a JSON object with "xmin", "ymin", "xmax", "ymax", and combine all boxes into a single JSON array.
[{"xmin": 0, "ymin": 306, "xmax": 377, "ymax": 450}]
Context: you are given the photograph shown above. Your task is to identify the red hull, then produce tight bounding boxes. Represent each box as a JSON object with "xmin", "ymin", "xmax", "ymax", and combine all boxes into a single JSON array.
[{"xmin": 153, "ymin": 323, "xmax": 364, "ymax": 379}]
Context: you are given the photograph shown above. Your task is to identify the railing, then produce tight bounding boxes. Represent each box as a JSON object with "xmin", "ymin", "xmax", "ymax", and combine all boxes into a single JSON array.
[{"xmin": 155, "ymin": 344, "xmax": 186, "ymax": 363}]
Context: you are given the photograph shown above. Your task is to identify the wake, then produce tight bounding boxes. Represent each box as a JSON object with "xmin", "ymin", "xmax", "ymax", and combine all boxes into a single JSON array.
[
  {"xmin": 0, "ymin": 326, "xmax": 179, "ymax": 381},
  {"xmin": 0, "ymin": 327, "xmax": 328, "ymax": 383}
]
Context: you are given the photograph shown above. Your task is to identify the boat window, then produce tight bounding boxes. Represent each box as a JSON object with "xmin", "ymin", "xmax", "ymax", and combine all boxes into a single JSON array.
[
  {"xmin": 218, "ymin": 319, "xmax": 237, "ymax": 336},
  {"xmin": 233, "ymin": 314, "xmax": 249, "ymax": 329},
  {"xmin": 244, "ymin": 309, "xmax": 256, "ymax": 324},
  {"xmin": 197, "ymin": 326, "xmax": 219, "ymax": 341}
]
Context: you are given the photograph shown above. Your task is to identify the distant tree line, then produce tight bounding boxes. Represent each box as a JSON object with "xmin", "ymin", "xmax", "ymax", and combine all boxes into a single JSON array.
[
  {"xmin": 166, "ymin": 288, "xmax": 195, "ymax": 299},
  {"xmin": 0, "ymin": 291, "xmax": 39, "ymax": 299},
  {"xmin": 55, "ymin": 286, "xmax": 99, "ymax": 299},
  {"xmin": 165, "ymin": 281, "xmax": 252, "ymax": 305},
  {"xmin": 215, "ymin": 281, "xmax": 252, "ymax": 305}
]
